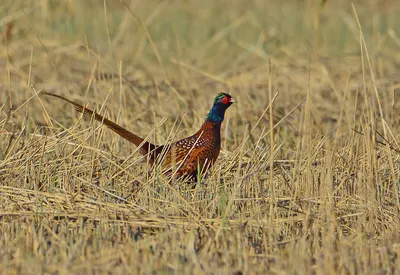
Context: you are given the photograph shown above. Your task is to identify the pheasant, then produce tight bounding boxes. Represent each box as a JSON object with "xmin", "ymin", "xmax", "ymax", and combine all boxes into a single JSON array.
[{"xmin": 43, "ymin": 92, "xmax": 236, "ymax": 179}]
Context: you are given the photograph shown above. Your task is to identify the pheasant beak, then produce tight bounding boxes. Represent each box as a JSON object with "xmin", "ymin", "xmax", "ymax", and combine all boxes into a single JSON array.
[{"xmin": 229, "ymin": 97, "xmax": 237, "ymax": 103}]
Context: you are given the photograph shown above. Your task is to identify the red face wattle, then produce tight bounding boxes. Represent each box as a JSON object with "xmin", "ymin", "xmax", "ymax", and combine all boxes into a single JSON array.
[{"xmin": 221, "ymin": 96, "xmax": 231, "ymax": 104}]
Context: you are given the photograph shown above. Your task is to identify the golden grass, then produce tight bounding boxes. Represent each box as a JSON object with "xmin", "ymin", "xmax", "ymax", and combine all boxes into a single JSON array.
[{"xmin": 1, "ymin": 0, "xmax": 400, "ymax": 273}]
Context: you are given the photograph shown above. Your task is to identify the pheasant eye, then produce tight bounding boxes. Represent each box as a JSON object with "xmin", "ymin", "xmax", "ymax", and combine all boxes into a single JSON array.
[{"xmin": 220, "ymin": 96, "xmax": 230, "ymax": 104}]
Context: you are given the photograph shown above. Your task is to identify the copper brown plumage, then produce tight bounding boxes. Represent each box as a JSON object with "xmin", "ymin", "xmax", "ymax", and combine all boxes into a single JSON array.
[{"xmin": 43, "ymin": 92, "xmax": 236, "ymax": 179}]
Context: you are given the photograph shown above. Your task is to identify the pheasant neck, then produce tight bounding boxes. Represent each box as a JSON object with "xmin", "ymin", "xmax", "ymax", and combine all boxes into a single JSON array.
[{"xmin": 206, "ymin": 104, "xmax": 225, "ymax": 124}]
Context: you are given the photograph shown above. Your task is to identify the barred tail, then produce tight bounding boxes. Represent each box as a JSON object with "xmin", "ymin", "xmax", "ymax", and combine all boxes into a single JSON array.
[{"xmin": 42, "ymin": 92, "xmax": 157, "ymax": 156}]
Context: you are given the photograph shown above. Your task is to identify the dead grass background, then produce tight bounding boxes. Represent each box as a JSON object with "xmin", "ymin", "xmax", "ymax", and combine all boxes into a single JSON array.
[{"xmin": 1, "ymin": 0, "xmax": 400, "ymax": 274}]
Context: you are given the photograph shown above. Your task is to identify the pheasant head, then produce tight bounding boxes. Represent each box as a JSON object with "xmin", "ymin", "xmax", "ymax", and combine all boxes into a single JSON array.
[{"xmin": 206, "ymin": 93, "xmax": 236, "ymax": 123}]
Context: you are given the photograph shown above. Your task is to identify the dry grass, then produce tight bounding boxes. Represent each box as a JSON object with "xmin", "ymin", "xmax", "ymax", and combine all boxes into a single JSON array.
[{"xmin": 1, "ymin": 0, "xmax": 400, "ymax": 274}]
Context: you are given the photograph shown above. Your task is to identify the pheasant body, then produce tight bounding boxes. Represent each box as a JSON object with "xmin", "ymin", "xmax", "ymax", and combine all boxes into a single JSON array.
[
  {"xmin": 160, "ymin": 120, "xmax": 222, "ymax": 178},
  {"xmin": 43, "ymin": 92, "xmax": 235, "ymax": 179}
]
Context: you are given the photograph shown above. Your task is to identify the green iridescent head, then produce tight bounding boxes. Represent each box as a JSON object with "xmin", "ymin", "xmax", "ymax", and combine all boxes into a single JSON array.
[{"xmin": 206, "ymin": 93, "xmax": 236, "ymax": 123}]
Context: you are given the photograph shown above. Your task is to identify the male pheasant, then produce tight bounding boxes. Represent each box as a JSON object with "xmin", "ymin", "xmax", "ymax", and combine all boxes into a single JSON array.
[{"xmin": 43, "ymin": 92, "xmax": 236, "ymax": 179}]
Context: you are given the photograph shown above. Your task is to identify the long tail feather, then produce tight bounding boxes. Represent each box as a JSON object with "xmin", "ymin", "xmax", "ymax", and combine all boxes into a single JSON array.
[{"xmin": 42, "ymin": 92, "xmax": 158, "ymax": 156}]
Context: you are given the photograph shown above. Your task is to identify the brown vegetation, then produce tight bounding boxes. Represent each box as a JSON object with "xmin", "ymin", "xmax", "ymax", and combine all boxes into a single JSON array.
[{"xmin": 0, "ymin": 0, "xmax": 400, "ymax": 273}]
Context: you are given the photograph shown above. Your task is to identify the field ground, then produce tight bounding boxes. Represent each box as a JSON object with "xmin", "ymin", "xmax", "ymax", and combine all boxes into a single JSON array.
[{"xmin": 1, "ymin": 0, "xmax": 400, "ymax": 274}]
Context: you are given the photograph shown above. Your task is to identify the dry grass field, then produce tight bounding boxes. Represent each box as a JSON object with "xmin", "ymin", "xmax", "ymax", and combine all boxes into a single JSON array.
[{"xmin": 1, "ymin": 0, "xmax": 400, "ymax": 274}]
